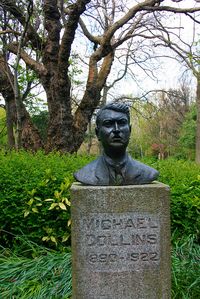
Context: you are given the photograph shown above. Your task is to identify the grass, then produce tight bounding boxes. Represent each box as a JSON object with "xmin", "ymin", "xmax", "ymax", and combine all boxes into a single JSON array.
[
  {"xmin": 172, "ymin": 235, "xmax": 200, "ymax": 299},
  {"xmin": 0, "ymin": 236, "xmax": 199, "ymax": 298},
  {"xmin": 0, "ymin": 240, "xmax": 72, "ymax": 299}
]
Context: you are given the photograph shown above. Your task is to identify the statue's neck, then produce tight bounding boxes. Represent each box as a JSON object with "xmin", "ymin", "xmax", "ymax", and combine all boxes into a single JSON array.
[{"xmin": 103, "ymin": 150, "xmax": 127, "ymax": 164}]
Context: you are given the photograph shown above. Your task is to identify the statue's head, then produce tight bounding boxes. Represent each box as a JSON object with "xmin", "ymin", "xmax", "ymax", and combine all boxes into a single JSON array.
[{"xmin": 95, "ymin": 102, "xmax": 131, "ymax": 155}]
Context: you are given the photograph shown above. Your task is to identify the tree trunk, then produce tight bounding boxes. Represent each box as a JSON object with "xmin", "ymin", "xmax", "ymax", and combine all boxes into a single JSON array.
[
  {"xmin": 101, "ymin": 85, "xmax": 109, "ymax": 107},
  {"xmin": 20, "ymin": 101, "xmax": 43, "ymax": 151},
  {"xmin": 195, "ymin": 77, "xmax": 200, "ymax": 163},
  {"xmin": 0, "ymin": 56, "xmax": 43, "ymax": 151},
  {"xmin": 43, "ymin": 75, "xmax": 75, "ymax": 153},
  {"xmin": 43, "ymin": 46, "xmax": 114, "ymax": 153},
  {"xmin": 13, "ymin": 78, "xmax": 23, "ymax": 150},
  {"xmin": 71, "ymin": 52, "xmax": 115, "ymax": 152},
  {"xmin": 4, "ymin": 98, "xmax": 16, "ymax": 149},
  {"xmin": 87, "ymin": 120, "xmax": 92, "ymax": 155}
]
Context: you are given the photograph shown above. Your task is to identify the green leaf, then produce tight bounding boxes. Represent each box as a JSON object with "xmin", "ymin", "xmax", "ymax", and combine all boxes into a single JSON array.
[
  {"xmin": 34, "ymin": 197, "xmax": 41, "ymax": 201},
  {"xmin": 50, "ymin": 236, "xmax": 57, "ymax": 244},
  {"xmin": 54, "ymin": 191, "xmax": 60, "ymax": 199},
  {"xmin": 48, "ymin": 203, "xmax": 58, "ymax": 210},
  {"xmin": 62, "ymin": 234, "xmax": 70, "ymax": 242},
  {"xmin": 42, "ymin": 236, "xmax": 49, "ymax": 241},
  {"xmin": 64, "ymin": 198, "xmax": 71, "ymax": 206},
  {"xmin": 24, "ymin": 210, "xmax": 30, "ymax": 217},
  {"xmin": 59, "ymin": 202, "xmax": 67, "ymax": 210},
  {"xmin": 28, "ymin": 189, "xmax": 36, "ymax": 196},
  {"xmin": 27, "ymin": 198, "xmax": 34, "ymax": 206}
]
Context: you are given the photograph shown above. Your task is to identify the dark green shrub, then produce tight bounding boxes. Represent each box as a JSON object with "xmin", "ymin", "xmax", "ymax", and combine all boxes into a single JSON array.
[
  {"xmin": 153, "ymin": 159, "xmax": 200, "ymax": 242},
  {"xmin": 0, "ymin": 152, "xmax": 199, "ymax": 251},
  {"xmin": 0, "ymin": 150, "xmax": 93, "ymax": 251},
  {"xmin": 0, "ymin": 153, "xmax": 200, "ymax": 298}
]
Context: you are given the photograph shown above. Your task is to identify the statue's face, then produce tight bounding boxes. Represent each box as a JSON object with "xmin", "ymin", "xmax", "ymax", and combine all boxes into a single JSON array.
[{"xmin": 96, "ymin": 109, "xmax": 131, "ymax": 153}]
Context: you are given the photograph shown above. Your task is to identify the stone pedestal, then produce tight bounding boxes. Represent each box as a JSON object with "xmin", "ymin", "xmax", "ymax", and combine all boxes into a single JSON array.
[{"xmin": 71, "ymin": 182, "xmax": 171, "ymax": 299}]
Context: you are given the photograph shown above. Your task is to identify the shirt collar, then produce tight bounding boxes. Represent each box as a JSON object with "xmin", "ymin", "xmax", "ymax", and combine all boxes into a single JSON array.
[{"xmin": 103, "ymin": 152, "xmax": 128, "ymax": 171}]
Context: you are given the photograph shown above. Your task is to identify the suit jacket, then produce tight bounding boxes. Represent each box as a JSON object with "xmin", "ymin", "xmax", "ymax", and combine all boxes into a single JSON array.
[{"xmin": 74, "ymin": 155, "xmax": 159, "ymax": 186}]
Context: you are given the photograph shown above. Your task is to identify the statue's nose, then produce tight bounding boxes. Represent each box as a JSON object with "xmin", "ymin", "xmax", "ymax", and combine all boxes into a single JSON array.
[{"xmin": 113, "ymin": 122, "xmax": 120, "ymax": 132}]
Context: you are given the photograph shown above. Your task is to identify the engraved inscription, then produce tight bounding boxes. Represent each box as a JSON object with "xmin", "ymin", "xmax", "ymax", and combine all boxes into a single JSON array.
[
  {"xmin": 87, "ymin": 252, "xmax": 159, "ymax": 263},
  {"xmin": 82, "ymin": 216, "xmax": 158, "ymax": 230},
  {"xmin": 86, "ymin": 233, "xmax": 158, "ymax": 246},
  {"xmin": 79, "ymin": 213, "xmax": 160, "ymax": 272}
]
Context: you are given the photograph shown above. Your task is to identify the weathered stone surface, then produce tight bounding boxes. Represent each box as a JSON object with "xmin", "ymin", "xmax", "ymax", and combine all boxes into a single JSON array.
[{"xmin": 71, "ymin": 182, "xmax": 171, "ymax": 299}]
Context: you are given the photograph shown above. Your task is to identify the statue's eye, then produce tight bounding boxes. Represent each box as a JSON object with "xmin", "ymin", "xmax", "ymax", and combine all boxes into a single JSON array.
[
  {"xmin": 119, "ymin": 119, "xmax": 128, "ymax": 125},
  {"xmin": 103, "ymin": 120, "xmax": 112, "ymax": 127}
]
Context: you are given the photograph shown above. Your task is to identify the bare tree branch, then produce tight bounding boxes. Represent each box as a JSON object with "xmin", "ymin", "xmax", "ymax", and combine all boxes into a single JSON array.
[
  {"xmin": 7, "ymin": 43, "xmax": 46, "ymax": 76},
  {"xmin": 58, "ymin": 0, "xmax": 91, "ymax": 76},
  {"xmin": 143, "ymin": 5, "xmax": 200, "ymax": 14},
  {"xmin": 0, "ymin": 29, "xmax": 21, "ymax": 36},
  {"xmin": 0, "ymin": 0, "xmax": 43, "ymax": 49},
  {"xmin": 79, "ymin": 17, "xmax": 102, "ymax": 44}
]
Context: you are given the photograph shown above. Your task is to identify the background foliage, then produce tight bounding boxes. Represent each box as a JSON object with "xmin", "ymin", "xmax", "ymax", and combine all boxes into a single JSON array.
[
  {"xmin": 153, "ymin": 158, "xmax": 200, "ymax": 242},
  {"xmin": 0, "ymin": 151, "xmax": 199, "ymax": 298},
  {"xmin": 0, "ymin": 151, "xmax": 199, "ymax": 251},
  {"xmin": 0, "ymin": 151, "xmax": 93, "ymax": 251}
]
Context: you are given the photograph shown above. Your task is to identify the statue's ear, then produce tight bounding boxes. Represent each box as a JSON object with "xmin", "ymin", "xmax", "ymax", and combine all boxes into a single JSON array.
[{"xmin": 95, "ymin": 127, "xmax": 100, "ymax": 140}]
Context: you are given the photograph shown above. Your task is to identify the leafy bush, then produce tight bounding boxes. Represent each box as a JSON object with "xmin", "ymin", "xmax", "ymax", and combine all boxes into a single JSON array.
[
  {"xmin": 154, "ymin": 159, "xmax": 200, "ymax": 242},
  {"xmin": 0, "ymin": 152, "xmax": 199, "ymax": 297},
  {"xmin": 0, "ymin": 150, "xmax": 93, "ymax": 251},
  {"xmin": 178, "ymin": 104, "xmax": 196, "ymax": 160},
  {"xmin": 0, "ymin": 151, "xmax": 199, "ymax": 251}
]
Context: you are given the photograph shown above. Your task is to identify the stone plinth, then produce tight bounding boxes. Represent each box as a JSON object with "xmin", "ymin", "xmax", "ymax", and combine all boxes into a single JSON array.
[{"xmin": 71, "ymin": 182, "xmax": 171, "ymax": 299}]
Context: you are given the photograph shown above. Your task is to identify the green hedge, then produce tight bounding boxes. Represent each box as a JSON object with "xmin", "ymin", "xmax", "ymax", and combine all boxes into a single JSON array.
[
  {"xmin": 0, "ymin": 151, "xmax": 93, "ymax": 252},
  {"xmin": 153, "ymin": 159, "xmax": 200, "ymax": 242},
  {"xmin": 0, "ymin": 152, "xmax": 199, "ymax": 252}
]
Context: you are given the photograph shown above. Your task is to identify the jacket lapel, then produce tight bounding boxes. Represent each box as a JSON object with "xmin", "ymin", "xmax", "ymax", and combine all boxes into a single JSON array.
[
  {"xmin": 125, "ymin": 156, "xmax": 142, "ymax": 184},
  {"xmin": 95, "ymin": 156, "xmax": 110, "ymax": 185}
]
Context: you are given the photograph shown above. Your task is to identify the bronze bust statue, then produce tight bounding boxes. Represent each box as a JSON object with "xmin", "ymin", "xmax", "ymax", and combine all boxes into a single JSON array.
[{"xmin": 74, "ymin": 102, "xmax": 159, "ymax": 185}]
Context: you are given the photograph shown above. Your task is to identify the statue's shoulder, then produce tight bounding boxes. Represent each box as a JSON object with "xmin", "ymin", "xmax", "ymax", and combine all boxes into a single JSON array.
[
  {"xmin": 73, "ymin": 157, "xmax": 102, "ymax": 185},
  {"xmin": 127, "ymin": 156, "xmax": 159, "ymax": 183}
]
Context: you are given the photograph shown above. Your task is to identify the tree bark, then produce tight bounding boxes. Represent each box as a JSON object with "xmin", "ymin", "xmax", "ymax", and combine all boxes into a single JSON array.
[
  {"xmin": 42, "ymin": 0, "xmax": 74, "ymax": 152},
  {"xmin": 72, "ymin": 51, "xmax": 115, "ymax": 152},
  {"xmin": 3, "ymin": 90, "xmax": 16, "ymax": 149},
  {"xmin": 20, "ymin": 102, "xmax": 43, "ymax": 151},
  {"xmin": 0, "ymin": 57, "xmax": 16, "ymax": 149},
  {"xmin": 0, "ymin": 55, "xmax": 43, "ymax": 151}
]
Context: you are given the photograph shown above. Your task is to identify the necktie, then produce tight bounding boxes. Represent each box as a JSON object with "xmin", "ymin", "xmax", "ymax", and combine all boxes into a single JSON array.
[
  {"xmin": 102, "ymin": 154, "xmax": 127, "ymax": 185},
  {"xmin": 114, "ymin": 164, "xmax": 124, "ymax": 185}
]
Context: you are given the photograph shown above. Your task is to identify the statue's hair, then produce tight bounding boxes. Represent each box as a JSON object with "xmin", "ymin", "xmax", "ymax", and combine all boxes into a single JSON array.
[{"xmin": 96, "ymin": 102, "xmax": 130, "ymax": 126}]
